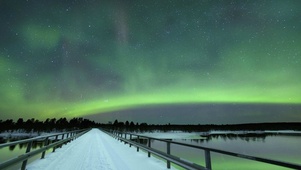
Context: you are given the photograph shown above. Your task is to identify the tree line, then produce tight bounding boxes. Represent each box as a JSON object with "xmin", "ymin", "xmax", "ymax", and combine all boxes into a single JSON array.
[
  {"xmin": 0, "ymin": 117, "xmax": 99, "ymax": 132},
  {"xmin": 1, "ymin": 118, "xmax": 301, "ymax": 133},
  {"xmin": 101, "ymin": 119, "xmax": 301, "ymax": 132}
]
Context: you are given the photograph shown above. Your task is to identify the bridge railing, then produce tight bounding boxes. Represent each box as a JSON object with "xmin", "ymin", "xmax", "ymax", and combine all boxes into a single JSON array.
[
  {"xmin": 102, "ymin": 129, "xmax": 301, "ymax": 170},
  {"xmin": 0, "ymin": 128, "xmax": 90, "ymax": 170}
]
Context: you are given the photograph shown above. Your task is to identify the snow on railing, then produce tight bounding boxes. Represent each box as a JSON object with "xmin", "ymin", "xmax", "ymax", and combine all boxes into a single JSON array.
[{"xmin": 0, "ymin": 129, "xmax": 90, "ymax": 170}]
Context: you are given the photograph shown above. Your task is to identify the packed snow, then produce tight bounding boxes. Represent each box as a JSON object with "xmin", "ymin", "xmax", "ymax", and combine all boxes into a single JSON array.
[{"xmin": 27, "ymin": 129, "xmax": 174, "ymax": 170}]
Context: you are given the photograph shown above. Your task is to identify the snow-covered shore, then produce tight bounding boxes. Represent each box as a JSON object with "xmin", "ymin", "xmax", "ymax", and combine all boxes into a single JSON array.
[
  {"xmin": 0, "ymin": 131, "xmax": 53, "ymax": 139},
  {"xmin": 2, "ymin": 129, "xmax": 300, "ymax": 141},
  {"xmin": 201, "ymin": 130, "xmax": 301, "ymax": 136},
  {"xmin": 137, "ymin": 131, "xmax": 205, "ymax": 139},
  {"xmin": 136, "ymin": 130, "xmax": 301, "ymax": 139}
]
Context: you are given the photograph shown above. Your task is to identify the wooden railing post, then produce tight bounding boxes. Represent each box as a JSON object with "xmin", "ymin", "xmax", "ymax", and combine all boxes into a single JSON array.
[
  {"xmin": 167, "ymin": 142, "xmax": 171, "ymax": 169},
  {"xmin": 124, "ymin": 133, "xmax": 127, "ymax": 144},
  {"xmin": 205, "ymin": 150, "xmax": 212, "ymax": 170},
  {"xmin": 60, "ymin": 134, "xmax": 65, "ymax": 148},
  {"xmin": 21, "ymin": 141, "xmax": 32, "ymax": 170},
  {"xmin": 129, "ymin": 134, "xmax": 132, "ymax": 147},
  {"xmin": 53, "ymin": 135, "xmax": 58, "ymax": 152},
  {"xmin": 137, "ymin": 136, "xmax": 140, "ymax": 152},
  {"xmin": 148, "ymin": 138, "xmax": 151, "ymax": 157},
  {"xmin": 41, "ymin": 137, "xmax": 49, "ymax": 159}
]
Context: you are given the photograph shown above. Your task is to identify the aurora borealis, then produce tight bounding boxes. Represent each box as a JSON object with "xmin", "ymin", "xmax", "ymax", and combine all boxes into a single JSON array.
[{"xmin": 1, "ymin": 0, "xmax": 301, "ymax": 123}]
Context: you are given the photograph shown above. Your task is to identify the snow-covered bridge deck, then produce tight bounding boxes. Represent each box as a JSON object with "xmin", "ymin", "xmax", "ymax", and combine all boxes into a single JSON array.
[{"xmin": 26, "ymin": 129, "xmax": 170, "ymax": 170}]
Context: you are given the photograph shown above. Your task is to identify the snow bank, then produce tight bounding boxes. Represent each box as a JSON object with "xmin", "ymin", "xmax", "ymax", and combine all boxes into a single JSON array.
[
  {"xmin": 201, "ymin": 130, "xmax": 301, "ymax": 136},
  {"xmin": 0, "ymin": 130, "xmax": 60, "ymax": 139}
]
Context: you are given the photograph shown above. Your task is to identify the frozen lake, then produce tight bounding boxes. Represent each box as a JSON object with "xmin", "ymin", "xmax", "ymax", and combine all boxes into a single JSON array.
[{"xmin": 138, "ymin": 132, "xmax": 301, "ymax": 169}]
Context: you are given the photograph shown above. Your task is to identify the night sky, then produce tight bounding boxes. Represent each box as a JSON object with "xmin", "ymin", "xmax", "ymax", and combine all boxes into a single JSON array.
[{"xmin": 1, "ymin": 0, "xmax": 301, "ymax": 124}]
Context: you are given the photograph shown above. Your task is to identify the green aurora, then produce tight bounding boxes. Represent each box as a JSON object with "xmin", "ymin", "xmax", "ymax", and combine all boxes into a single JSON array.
[{"xmin": 0, "ymin": 0, "xmax": 301, "ymax": 122}]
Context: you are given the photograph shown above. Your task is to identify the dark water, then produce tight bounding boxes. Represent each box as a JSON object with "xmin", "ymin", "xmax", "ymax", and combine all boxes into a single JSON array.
[
  {"xmin": 0, "ymin": 137, "xmax": 53, "ymax": 170},
  {"xmin": 1, "ymin": 137, "xmax": 45, "ymax": 151},
  {"xmin": 138, "ymin": 134, "xmax": 301, "ymax": 170}
]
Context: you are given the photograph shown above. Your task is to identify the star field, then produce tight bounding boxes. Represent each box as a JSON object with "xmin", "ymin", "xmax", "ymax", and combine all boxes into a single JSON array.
[{"xmin": 0, "ymin": 0, "xmax": 301, "ymax": 123}]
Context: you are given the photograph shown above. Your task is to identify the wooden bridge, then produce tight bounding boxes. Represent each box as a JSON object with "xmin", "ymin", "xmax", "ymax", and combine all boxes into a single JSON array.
[{"xmin": 0, "ymin": 128, "xmax": 300, "ymax": 170}]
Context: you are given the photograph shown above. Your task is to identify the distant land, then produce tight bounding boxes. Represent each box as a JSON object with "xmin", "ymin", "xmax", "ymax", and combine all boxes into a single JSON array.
[
  {"xmin": 103, "ymin": 120, "xmax": 301, "ymax": 132},
  {"xmin": 1, "ymin": 118, "xmax": 300, "ymax": 133}
]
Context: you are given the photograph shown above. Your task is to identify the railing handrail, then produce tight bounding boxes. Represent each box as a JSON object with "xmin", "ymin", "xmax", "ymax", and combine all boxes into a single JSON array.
[
  {"xmin": 0, "ymin": 128, "xmax": 90, "ymax": 170},
  {"xmin": 0, "ymin": 129, "xmax": 86, "ymax": 148},
  {"xmin": 134, "ymin": 135, "xmax": 301, "ymax": 169},
  {"xmin": 108, "ymin": 129, "xmax": 301, "ymax": 170},
  {"xmin": 101, "ymin": 129, "xmax": 208, "ymax": 170}
]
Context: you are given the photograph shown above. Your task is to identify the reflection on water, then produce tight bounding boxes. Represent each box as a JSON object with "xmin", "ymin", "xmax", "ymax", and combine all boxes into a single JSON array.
[
  {"xmin": 0, "ymin": 137, "xmax": 6, "ymax": 144},
  {"xmin": 132, "ymin": 134, "xmax": 301, "ymax": 170},
  {"xmin": 131, "ymin": 138, "xmax": 148, "ymax": 145},
  {"xmin": 0, "ymin": 136, "xmax": 55, "ymax": 170},
  {"xmin": 0, "ymin": 137, "xmax": 47, "ymax": 151},
  {"xmin": 197, "ymin": 133, "xmax": 269, "ymax": 143}
]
